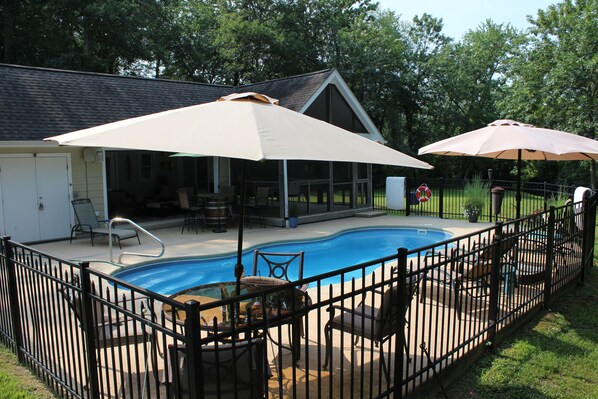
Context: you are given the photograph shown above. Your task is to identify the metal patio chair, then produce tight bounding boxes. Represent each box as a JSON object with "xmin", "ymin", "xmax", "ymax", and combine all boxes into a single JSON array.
[
  {"xmin": 245, "ymin": 186, "xmax": 270, "ymax": 228},
  {"xmin": 420, "ymin": 232, "xmax": 519, "ymax": 319},
  {"xmin": 177, "ymin": 188, "xmax": 205, "ymax": 233},
  {"xmin": 246, "ymin": 250, "xmax": 309, "ymax": 339},
  {"xmin": 168, "ymin": 338, "xmax": 268, "ymax": 399},
  {"xmin": 60, "ymin": 282, "xmax": 161, "ymax": 396},
  {"xmin": 323, "ymin": 273, "xmax": 420, "ymax": 381},
  {"xmin": 70, "ymin": 199, "xmax": 140, "ymax": 248}
]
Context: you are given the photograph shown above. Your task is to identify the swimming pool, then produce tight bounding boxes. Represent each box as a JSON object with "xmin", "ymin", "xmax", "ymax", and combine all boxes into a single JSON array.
[{"xmin": 113, "ymin": 227, "xmax": 452, "ymax": 294}]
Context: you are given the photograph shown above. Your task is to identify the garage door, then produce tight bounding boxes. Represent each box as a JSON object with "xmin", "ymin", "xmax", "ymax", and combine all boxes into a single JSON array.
[{"xmin": 0, "ymin": 154, "xmax": 73, "ymax": 242}]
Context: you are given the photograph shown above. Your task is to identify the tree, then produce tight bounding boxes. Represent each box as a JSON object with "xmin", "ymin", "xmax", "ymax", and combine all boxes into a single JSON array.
[
  {"xmin": 503, "ymin": 0, "xmax": 598, "ymax": 187},
  {"xmin": 1, "ymin": 0, "xmax": 166, "ymax": 73}
]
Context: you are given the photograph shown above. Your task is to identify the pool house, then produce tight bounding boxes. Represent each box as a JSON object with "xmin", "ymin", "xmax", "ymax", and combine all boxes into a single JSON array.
[{"xmin": 0, "ymin": 64, "xmax": 386, "ymax": 244}]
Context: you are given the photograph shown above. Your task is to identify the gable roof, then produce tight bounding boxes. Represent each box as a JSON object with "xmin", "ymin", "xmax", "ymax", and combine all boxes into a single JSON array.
[{"xmin": 0, "ymin": 64, "xmax": 384, "ymax": 143}]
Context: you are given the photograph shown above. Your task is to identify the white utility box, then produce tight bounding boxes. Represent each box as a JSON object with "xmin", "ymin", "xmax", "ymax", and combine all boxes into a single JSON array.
[{"xmin": 386, "ymin": 177, "xmax": 406, "ymax": 210}]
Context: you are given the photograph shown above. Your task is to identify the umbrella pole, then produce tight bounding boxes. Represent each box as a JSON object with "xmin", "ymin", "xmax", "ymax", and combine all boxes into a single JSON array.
[
  {"xmin": 235, "ymin": 160, "xmax": 247, "ymax": 298},
  {"xmin": 516, "ymin": 150, "xmax": 522, "ymax": 219}
]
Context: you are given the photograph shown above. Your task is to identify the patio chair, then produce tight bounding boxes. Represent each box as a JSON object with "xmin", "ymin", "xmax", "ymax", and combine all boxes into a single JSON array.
[
  {"xmin": 70, "ymin": 199, "xmax": 140, "ymax": 248},
  {"xmin": 168, "ymin": 338, "xmax": 268, "ymax": 399},
  {"xmin": 60, "ymin": 283, "xmax": 160, "ymax": 394},
  {"xmin": 521, "ymin": 200, "xmax": 577, "ymax": 270},
  {"xmin": 219, "ymin": 185, "xmax": 236, "ymax": 225},
  {"xmin": 177, "ymin": 189, "xmax": 205, "ymax": 234},
  {"xmin": 245, "ymin": 186, "xmax": 270, "ymax": 228},
  {"xmin": 420, "ymin": 232, "xmax": 518, "ymax": 319},
  {"xmin": 323, "ymin": 273, "xmax": 420, "ymax": 381},
  {"xmin": 247, "ymin": 250, "xmax": 309, "ymax": 338}
]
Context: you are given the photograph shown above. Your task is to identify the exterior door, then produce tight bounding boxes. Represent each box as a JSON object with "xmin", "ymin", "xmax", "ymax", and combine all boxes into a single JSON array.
[
  {"xmin": 0, "ymin": 154, "xmax": 72, "ymax": 242},
  {"xmin": 0, "ymin": 156, "xmax": 39, "ymax": 241},
  {"xmin": 36, "ymin": 156, "xmax": 72, "ymax": 240}
]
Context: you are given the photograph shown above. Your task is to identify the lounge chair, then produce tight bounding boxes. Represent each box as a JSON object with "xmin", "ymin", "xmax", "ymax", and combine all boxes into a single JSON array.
[
  {"xmin": 168, "ymin": 338, "xmax": 268, "ymax": 399},
  {"xmin": 70, "ymin": 199, "xmax": 140, "ymax": 248},
  {"xmin": 420, "ymin": 232, "xmax": 518, "ymax": 319},
  {"xmin": 323, "ymin": 273, "xmax": 420, "ymax": 381}
]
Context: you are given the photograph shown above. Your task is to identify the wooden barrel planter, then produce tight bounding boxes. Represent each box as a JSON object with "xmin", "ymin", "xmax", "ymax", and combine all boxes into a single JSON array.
[{"xmin": 204, "ymin": 198, "xmax": 229, "ymax": 229}]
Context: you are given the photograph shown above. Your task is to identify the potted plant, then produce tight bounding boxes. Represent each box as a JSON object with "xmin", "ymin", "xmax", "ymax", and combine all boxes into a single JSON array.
[
  {"xmin": 462, "ymin": 175, "xmax": 488, "ymax": 222},
  {"xmin": 288, "ymin": 203, "xmax": 299, "ymax": 228}
]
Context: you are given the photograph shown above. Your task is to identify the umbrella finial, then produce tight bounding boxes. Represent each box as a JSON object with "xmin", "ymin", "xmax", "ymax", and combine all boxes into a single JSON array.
[
  {"xmin": 219, "ymin": 92, "xmax": 279, "ymax": 105},
  {"xmin": 489, "ymin": 119, "xmax": 535, "ymax": 128}
]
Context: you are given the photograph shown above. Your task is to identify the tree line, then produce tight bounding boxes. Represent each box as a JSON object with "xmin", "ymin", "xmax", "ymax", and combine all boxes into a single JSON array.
[{"xmin": 1, "ymin": 0, "xmax": 596, "ymax": 186}]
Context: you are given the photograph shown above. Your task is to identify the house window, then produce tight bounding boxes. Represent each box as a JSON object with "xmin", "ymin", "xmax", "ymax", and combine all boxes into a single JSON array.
[{"xmin": 139, "ymin": 153, "xmax": 154, "ymax": 181}]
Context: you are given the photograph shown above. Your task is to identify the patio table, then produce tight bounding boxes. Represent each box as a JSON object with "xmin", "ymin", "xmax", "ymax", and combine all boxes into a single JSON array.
[{"xmin": 162, "ymin": 278, "xmax": 309, "ymax": 360}]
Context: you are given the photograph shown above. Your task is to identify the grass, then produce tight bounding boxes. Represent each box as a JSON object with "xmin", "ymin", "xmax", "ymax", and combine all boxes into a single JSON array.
[
  {"xmin": 0, "ymin": 345, "xmax": 55, "ymax": 399},
  {"xmin": 374, "ymin": 187, "xmax": 544, "ymax": 219},
  {"xmin": 440, "ymin": 245, "xmax": 598, "ymax": 399}
]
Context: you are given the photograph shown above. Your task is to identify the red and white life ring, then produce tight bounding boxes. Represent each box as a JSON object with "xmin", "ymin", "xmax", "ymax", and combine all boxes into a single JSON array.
[{"xmin": 415, "ymin": 184, "xmax": 432, "ymax": 203}]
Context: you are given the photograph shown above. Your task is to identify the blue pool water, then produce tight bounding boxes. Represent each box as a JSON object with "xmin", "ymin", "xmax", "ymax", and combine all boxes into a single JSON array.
[{"xmin": 113, "ymin": 227, "xmax": 451, "ymax": 295}]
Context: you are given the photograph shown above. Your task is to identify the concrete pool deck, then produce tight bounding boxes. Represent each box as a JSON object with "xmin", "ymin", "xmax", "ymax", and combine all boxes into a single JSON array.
[{"xmin": 31, "ymin": 215, "xmax": 490, "ymax": 275}]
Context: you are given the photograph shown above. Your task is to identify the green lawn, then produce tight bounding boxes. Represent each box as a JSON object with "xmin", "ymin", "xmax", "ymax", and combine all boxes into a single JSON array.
[
  {"xmin": 373, "ymin": 187, "xmax": 547, "ymax": 219},
  {"xmin": 440, "ymin": 247, "xmax": 598, "ymax": 399},
  {"xmin": 0, "ymin": 345, "xmax": 54, "ymax": 399}
]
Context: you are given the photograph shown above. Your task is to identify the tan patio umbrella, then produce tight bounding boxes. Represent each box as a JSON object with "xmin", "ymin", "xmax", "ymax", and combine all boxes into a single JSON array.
[
  {"xmin": 46, "ymin": 92, "xmax": 432, "ymax": 296},
  {"xmin": 418, "ymin": 119, "xmax": 598, "ymax": 218}
]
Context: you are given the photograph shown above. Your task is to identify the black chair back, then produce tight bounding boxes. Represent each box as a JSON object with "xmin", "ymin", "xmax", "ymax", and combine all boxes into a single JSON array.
[{"xmin": 169, "ymin": 338, "xmax": 267, "ymax": 399}]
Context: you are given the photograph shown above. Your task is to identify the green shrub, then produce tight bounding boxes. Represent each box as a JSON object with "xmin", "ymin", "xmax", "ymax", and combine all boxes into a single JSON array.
[{"xmin": 463, "ymin": 174, "xmax": 489, "ymax": 216}]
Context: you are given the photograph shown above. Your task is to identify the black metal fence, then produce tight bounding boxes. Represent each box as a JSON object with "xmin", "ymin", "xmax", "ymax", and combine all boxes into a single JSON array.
[
  {"xmin": 374, "ymin": 177, "xmax": 577, "ymax": 222},
  {"xmin": 0, "ymin": 194, "xmax": 595, "ymax": 398}
]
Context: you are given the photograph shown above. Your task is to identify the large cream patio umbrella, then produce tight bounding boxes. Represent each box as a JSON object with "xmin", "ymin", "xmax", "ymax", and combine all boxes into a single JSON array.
[
  {"xmin": 46, "ymin": 92, "xmax": 432, "ymax": 295},
  {"xmin": 418, "ymin": 119, "xmax": 598, "ymax": 218}
]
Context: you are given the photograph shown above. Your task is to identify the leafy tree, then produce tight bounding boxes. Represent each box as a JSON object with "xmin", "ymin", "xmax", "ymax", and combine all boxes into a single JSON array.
[
  {"xmin": 503, "ymin": 0, "xmax": 597, "ymax": 187},
  {"xmin": 1, "ymin": 0, "xmax": 165, "ymax": 73},
  {"xmin": 336, "ymin": 10, "xmax": 407, "ymax": 133}
]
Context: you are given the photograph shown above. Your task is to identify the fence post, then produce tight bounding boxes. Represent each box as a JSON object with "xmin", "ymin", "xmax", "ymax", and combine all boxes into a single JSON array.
[
  {"xmin": 543, "ymin": 207, "xmax": 556, "ymax": 307},
  {"xmin": 3, "ymin": 237, "xmax": 24, "ymax": 362},
  {"xmin": 438, "ymin": 177, "xmax": 444, "ymax": 219},
  {"xmin": 543, "ymin": 182, "xmax": 548, "ymax": 211},
  {"xmin": 487, "ymin": 223, "xmax": 503, "ymax": 344},
  {"xmin": 405, "ymin": 178, "xmax": 411, "ymax": 216},
  {"xmin": 184, "ymin": 300, "xmax": 202, "ymax": 399},
  {"xmin": 393, "ymin": 248, "xmax": 408, "ymax": 399},
  {"xmin": 79, "ymin": 262, "xmax": 100, "ymax": 399}
]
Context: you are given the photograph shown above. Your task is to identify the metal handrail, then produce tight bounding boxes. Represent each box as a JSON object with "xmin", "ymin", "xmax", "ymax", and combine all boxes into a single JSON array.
[{"xmin": 108, "ymin": 217, "xmax": 165, "ymax": 264}]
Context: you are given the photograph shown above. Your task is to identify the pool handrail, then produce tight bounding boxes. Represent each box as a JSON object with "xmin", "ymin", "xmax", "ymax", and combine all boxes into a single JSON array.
[{"xmin": 108, "ymin": 217, "xmax": 165, "ymax": 264}]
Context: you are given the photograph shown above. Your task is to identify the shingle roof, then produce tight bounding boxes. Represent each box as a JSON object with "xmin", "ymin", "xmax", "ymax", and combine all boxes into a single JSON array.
[
  {"xmin": 0, "ymin": 64, "xmax": 335, "ymax": 141},
  {"xmin": 239, "ymin": 70, "xmax": 332, "ymax": 111}
]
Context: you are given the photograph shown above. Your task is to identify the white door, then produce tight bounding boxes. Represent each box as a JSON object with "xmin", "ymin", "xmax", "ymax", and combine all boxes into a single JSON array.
[
  {"xmin": 0, "ymin": 154, "xmax": 72, "ymax": 242},
  {"xmin": 36, "ymin": 156, "xmax": 72, "ymax": 240},
  {"xmin": 0, "ymin": 156, "xmax": 40, "ymax": 241}
]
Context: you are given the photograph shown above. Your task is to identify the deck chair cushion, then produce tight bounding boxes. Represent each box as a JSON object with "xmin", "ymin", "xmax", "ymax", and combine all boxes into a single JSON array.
[{"xmin": 169, "ymin": 339, "xmax": 267, "ymax": 399}]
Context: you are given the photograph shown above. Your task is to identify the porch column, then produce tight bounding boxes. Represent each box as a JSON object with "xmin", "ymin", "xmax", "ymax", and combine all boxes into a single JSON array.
[
  {"xmin": 213, "ymin": 156, "xmax": 219, "ymax": 192},
  {"xmin": 283, "ymin": 160, "xmax": 289, "ymax": 227}
]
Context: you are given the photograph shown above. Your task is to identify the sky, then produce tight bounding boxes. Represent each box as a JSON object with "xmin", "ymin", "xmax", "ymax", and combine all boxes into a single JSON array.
[{"xmin": 376, "ymin": 0, "xmax": 558, "ymax": 39}]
